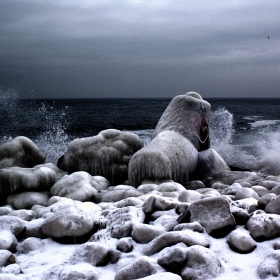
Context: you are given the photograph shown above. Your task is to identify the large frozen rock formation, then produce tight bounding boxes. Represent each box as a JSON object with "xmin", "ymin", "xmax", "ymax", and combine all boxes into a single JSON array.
[
  {"xmin": 128, "ymin": 92, "xmax": 229, "ymax": 187},
  {"xmin": 0, "ymin": 163, "xmax": 65, "ymax": 205},
  {"xmin": 0, "ymin": 136, "xmax": 45, "ymax": 169},
  {"xmin": 58, "ymin": 129, "xmax": 143, "ymax": 185}
]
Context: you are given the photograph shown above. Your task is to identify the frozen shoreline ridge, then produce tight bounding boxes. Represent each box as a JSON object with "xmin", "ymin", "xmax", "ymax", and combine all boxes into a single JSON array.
[{"xmin": 1, "ymin": 93, "xmax": 280, "ymax": 279}]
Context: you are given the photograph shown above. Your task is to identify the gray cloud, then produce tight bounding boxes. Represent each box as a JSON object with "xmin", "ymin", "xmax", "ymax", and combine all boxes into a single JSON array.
[{"xmin": 0, "ymin": 0, "xmax": 279, "ymax": 98}]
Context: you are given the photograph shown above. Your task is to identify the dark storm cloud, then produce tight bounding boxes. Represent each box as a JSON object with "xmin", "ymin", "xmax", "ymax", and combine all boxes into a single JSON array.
[{"xmin": 0, "ymin": 0, "xmax": 279, "ymax": 98}]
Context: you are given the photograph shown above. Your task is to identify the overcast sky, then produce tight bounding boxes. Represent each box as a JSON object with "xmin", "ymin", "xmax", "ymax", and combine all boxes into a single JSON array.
[{"xmin": 0, "ymin": 0, "xmax": 279, "ymax": 98}]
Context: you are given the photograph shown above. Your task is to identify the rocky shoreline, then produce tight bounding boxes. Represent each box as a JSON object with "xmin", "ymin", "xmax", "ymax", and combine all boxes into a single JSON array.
[{"xmin": 1, "ymin": 93, "xmax": 280, "ymax": 279}]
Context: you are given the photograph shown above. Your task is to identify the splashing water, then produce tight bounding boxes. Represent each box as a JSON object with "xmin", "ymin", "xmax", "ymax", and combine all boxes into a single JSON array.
[{"xmin": 33, "ymin": 103, "xmax": 71, "ymax": 164}]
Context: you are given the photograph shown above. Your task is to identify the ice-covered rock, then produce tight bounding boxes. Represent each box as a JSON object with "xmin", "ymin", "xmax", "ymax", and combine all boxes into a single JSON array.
[
  {"xmin": 0, "ymin": 164, "xmax": 60, "ymax": 204},
  {"xmin": 59, "ymin": 263, "xmax": 98, "ymax": 280},
  {"xmin": 181, "ymin": 245, "xmax": 222, "ymax": 280},
  {"xmin": 0, "ymin": 206, "xmax": 12, "ymax": 216},
  {"xmin": 0, "ymin": 231, "xmax": 18, "ymax": 252},
  {"xmin": 178, "ymin": 189, "xmax": 204, "ymax": 203},
  {"xmin": 70, "ymin": 242, "xmax": 109, "ymax": 266},
  {"xmin": 0, "ymin": 136, "xmax": 45, "ymax": 169},
  {"xmin": 137, "ymin": 272, "xmax": 182, "ymax": 280},
  {"xmin": 143, "ymin": 231, "xmax": 209, "ymax": 256},
  {"xmin": 157, "ymin": 245, "xmax": 188, "ymax": 272},
  {"xmin": 0, "ymin": 250, "xmax": 14, "ymax": 267},
  {"xmin": 114, "ymin": 256, "xmax": 165, "ymax": 280},
  {"xmin": 173, "ymin": 222, "xmax": 205, "ymax": 233},
  {"xmin": 24, "ymin": 217, "xmax": 46, "ymax": 239},
  {"xmin": 6, "ymin": 191, "xmax": 50, "ymax": 210},
  {"xmin": 251, "ymin": 185, "xmax": 270, "ymax": 197},
  {"xmin": 106, "ymin": 206, "xmax": 145, "ymax": 238},
  {"xmin": 101, "ymin": 185, "xmax": 143, "ymax": 202},
  {"xmin": 258, "ymin": 180, "xmax": 280, "ymax": 190},
  {"xmin": 41, "ymin": 203, "xmax": 100, "ymax": 241},
  {"xmin": 16, "ymin": 237, "xmax": 44, "ymax": 254},
  {"xmin": 258, "ymin": 251, "xmax": 280, "ymax": 279},
  {"xmin": 58, "ymin": 129, "xmax": 143, "ymax": 185},
  {"xmin": 132, "ymin": 224, "xmax": 166, "ymax": 244},
  {"xmin": 178, "ymin": 196, "xmax": 236, "ymax": 237},
  {"xmin": 50, "ymin": 171, "xmax": 109, "ymax": 202},
  {"xmin": 230, "ymin": 206, "xmax": 250, "ymax": 225},
  {"xmin": 247, "ymin": 211, "xmax": 280, "ymax": 241},
  {"xmin": 258, "ymin": 193, "xmax": 277, "ymax": 209},
  {"xmin": 116, "ymin": 237, "xmax": 133, "ymax": 252},
  {"xmin": 234, "ymin": 187, "xmax": 259, "ymax": 200},
  {"xmin": 226, "ymin": 228, "xmax": 256, "ymax": 253},
  {"xmin": 8, "ymin": 209, "xmax": 36, "ymax": 221},
  {"xmin": 0, "ymin": 216, "xmax": 25, "ymax": 236},
  {"xmin": 143, "ymin": 195, "xmax": 179, "ymax": 214},
  {"xmin": 265, "ymin": 195, "xmax": 280, "ymax": 214},
  {"xmin": 128, "ymin": 130, "xmax": 199, "ymax": 187}
]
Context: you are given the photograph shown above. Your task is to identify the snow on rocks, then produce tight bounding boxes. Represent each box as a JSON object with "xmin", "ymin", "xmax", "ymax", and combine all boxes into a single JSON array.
[
  {"xmin": 0, "ymin": 163, "xmax": 65, "ymax": 204},
  {"xmin": 180, "ymin": 245, "xmax": 223, "ymax": 280},
  {"xmin": 257, "ymin": 251, "xmax": 280, "ymax": 279},
  {"xmin": 178, "ymin": 196, "xmax": 236, "ymax": 237},
  {"xmin": 50, "ymin": 171, "xmax": 110, "ymax": 202},
  {"xmin": 0, "ymin": 136, "xmax": 45, "ymax": 169},
  {"xmin": 57, "ymin": 129, "xmax": 143, "ymax": 185}
]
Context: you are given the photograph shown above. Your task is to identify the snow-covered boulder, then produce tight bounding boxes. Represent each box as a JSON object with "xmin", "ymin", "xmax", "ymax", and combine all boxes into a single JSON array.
[
  {"xmin": 0, "ymin": 216, "xmax": 25, "ymax": 236},
  {"xmin": 132, "ymin": 224, "xmax": 166, "ymax": 244},
  {"xmin": 258, "ymin": 251, "xmax": 280, "ymax": 279},
  {"xmin": 50, "ymin": 172, "xmax": 109, "ymax": 202},
  {"xmin": 58, "ymin": 129, "xmax": 143, "ymax": 185},
  {"xmin": 41, "ymin": 202, "xmax": 101, "ymax": 241},
  {"xmin": 181, "ymin": 245, "xmax": 222, "ymax": 280},
  {"xmin": 179, "ymin": 196, "xmax": 236, "ymax": 237},
  {"xmin": 0, "ymin": 136, "xmax": 45, "ymax": 169},
  {"xmin": 0, "ymin": 164, "xmax": 64, "ymax": 204},
  {"xmin": 0, "ymin": 231, "xmax": 18, "ymax": 252},
  {"xmin": 247, "ymin": 211, "xmax": 280, "ymax": 241},
  {"xmin": 114, "ymin": 256, "xmax": 165, "ymax": 280}
]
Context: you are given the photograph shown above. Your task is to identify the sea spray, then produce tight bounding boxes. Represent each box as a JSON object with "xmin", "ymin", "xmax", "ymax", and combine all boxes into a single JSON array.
[{"xmin": 33, "ymin": 103, "xmax": 71, "ymax": 164}]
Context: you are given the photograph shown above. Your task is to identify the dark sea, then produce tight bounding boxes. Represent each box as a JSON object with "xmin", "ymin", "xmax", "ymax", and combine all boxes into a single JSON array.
[{"xmin": 1, "ymin": 90, "xmax": 280, "ymax": 175}]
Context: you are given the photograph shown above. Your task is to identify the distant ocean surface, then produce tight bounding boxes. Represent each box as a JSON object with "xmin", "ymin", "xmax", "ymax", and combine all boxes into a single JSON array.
[{"xmin": 1, "ymin": 90, "xmax": 280, "ymax": 175}]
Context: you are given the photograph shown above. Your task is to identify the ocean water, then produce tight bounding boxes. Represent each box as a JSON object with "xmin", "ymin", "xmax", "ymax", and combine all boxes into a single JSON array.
[{"xmin": 1, "ymin": 89, "xmax": 280, "ymax": 175}]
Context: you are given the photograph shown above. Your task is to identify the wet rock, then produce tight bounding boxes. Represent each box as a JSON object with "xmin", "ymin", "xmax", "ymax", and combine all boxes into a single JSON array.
[
  {"xmin": 132, "ymin": 224, "xmax": 166, "ymax": 244},
  {"xmin": 181, "ymin": 245, "xmax": 222, "ymax": 280},
  {"xmin": 230, "ymin": 206, "xmax": 250, "ymax": 225},
  {"xmin": 227, "ymin": 228, "xmax": 257, "ymax": 253},
  {"xmin": 116, "ymin": 237, "xmax": 133, "ymax": 253},
  {"xmin": 0, "ymin": 231, "xmax": 17, "ymax": 252},
  {"xmin": 265, "ymin": 195, "xmax": 280, "ymax": 214},
  {"xmin": 114, "ymin": 256, "xmax": 164, "ymax": 280},
  {"xmin": 179, "ymin": 196, "xmax": 236, "ymax": 237},
  {"xmin": 251, "ymin": 185, "xmax": 270, "ymax": 197},
  {"xmin": 258, "ymin": 251, "xmax": 280, "ymax": 279},
  {"xmin": 234, "ymin": 187, "xmax": 259, "ymax": 200},
  {"xmin": 258, "ymin": 180, "xmax": 280, "ymax": 190},
  {"xmin": 106, "ymin": 206, "xmax": 145, "ymax": 238},
  {"xmin": 59, "ymin": 264, "xmax": 98, "ymax": 280},
  {"xmin": 70, "ymin": 242, "xmax": 109, "ymax": 266},
  {"xmin": 143, "ymin": 230, "xmax": 209, "ymax": 256},
  {"xmin": 247, "ymin": 212, "xmax": 280, "ymax": 241},
  {"xmin": 6, "ymin": 191, "xmax": 50, "ymax": 210}
]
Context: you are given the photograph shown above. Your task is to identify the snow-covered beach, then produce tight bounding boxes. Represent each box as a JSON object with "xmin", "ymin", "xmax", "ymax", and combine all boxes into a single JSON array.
[{"xmin": 1, "ymin": 93, "xmax": 280, "ymax": 280}]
